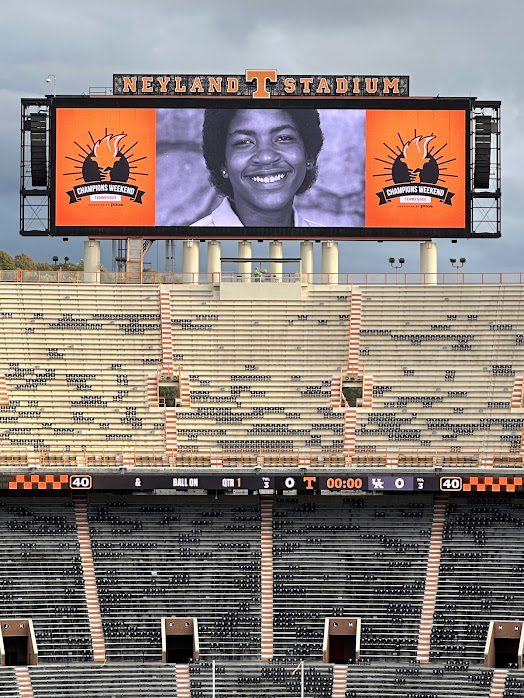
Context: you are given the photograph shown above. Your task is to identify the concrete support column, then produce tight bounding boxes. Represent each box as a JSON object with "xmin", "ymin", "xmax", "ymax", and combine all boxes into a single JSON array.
[
  {"xmin": 269, "ymin": 240, "xmax": 283, "ymax": 282},
  {"xmin": 182, "ymin": 240, "xmax": 199, "ymax": 283},
  {"xmin": 321, "ymin": 240, "xmax": 339, "ymax": 283},
  {"xmin": 420, "ymin": 241, "xmax": 437, "ymax": 285},
  {"xmin": 238, "ymin": 240, "xmax": 252, "ymax": 282},
  {"xmin": 300, "ymin": 241, "xmax": 314, "ymax": 282},
  {"xmin": 207, "ymin": 240, "xmax": 221, "ymax": 282},
  {"xmin": 83, "ymin": 240, "xmax": 100, "ymax": 284}
]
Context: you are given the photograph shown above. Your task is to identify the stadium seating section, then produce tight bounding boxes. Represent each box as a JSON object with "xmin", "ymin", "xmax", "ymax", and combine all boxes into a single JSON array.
[
  {"xmin": 0, "ymin": 492, "xmax": 521, "ymax": 696},
  {"xmin": 0, "ymin": 283, "xmax": 522, "ymax": 464},
  {"xmin": 0, "ymin": 280, "xmax": 524, "ymax": 696}
]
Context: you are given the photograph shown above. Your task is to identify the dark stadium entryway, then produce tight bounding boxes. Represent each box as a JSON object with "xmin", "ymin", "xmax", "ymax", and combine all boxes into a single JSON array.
[
  {"xmin": 4, "ymin": 636, "xmax": 27, "ymax": 666},
  {"xmin": 485, "ymin": 621, "xmax": 523, "ymax": 669},
  {"xmin": 328, "ymin": 634, "xmax": 357, "ymax": 663},
  {"xmin": 0, "ymin": 619, "xmax": 38, "ymax": 666},
  {"xmin": 495, "ymin": 638, "xmax": 520, "ymax": 668},
  {"xmin": 323, "ymin": 617, "xmax": 360, "ymax": 664},
  {"xmin": 162, "ymin": 617, "xmax": 200, "ymax": 664},
  {"xmin": 166, "ymin": 635, "xmax": 194, "ymax": 663}
]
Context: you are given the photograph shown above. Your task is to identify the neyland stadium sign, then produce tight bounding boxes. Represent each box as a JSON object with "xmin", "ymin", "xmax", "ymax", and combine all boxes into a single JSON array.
[{"xmin": 113, "ymin": 71, "xmax": 409, "ymax": 98}]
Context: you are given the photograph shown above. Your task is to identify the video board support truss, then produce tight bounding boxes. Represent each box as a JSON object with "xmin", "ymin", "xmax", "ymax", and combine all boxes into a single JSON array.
[
  {"xmin": 20, "ymin": 98, "xmax": 51, "ymax": 235},
  {"xmin": 471, "ymin": 101, "xmax": 501, "ymax": 238}
]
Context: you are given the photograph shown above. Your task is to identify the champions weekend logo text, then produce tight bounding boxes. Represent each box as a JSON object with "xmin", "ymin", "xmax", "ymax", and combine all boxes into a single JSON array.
[
  {"xmin": 64, "ymin": 131, "xmax": 146, "ymax": 205},
  {"xmin": 374, "ymin": 132, "xmax": 456, "ymax": 206}
]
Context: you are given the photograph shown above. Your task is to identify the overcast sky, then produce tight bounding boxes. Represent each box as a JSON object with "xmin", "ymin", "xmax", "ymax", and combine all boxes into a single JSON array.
[{"xmin": 1, "ymin": 0, "xmax": 522, "ymax": 275}]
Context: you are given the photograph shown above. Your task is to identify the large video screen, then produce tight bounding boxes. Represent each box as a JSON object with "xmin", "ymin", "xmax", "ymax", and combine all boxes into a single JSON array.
[{"xmin": 52, "ymin": 100, "xmax": 469, "ymax": 238}]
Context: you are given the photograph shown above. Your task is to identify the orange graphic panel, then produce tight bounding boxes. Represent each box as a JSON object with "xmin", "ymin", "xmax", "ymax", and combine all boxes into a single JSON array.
[
  {"xmin": 55, "ymin": 108, "xmax": 156, "ymax": 227},
  {"xmin": 365, "ymin": 110, "xmax": 466, "ymax": 229}
]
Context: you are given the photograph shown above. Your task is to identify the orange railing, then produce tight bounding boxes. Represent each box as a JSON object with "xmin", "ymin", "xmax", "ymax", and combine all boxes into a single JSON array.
[
  {"xmin": 2, "ymin": 270, "xmax": 524, "ymax": 286},
  {"xmin": 0, "ymin": 447, "xmax": 522, "ymax": 469}
]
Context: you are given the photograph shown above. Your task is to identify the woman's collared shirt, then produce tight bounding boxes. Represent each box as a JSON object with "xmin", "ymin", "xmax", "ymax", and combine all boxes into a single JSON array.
[{"xmin": 191, "ymin": 198, "xmax": 321, "ymax": 227}]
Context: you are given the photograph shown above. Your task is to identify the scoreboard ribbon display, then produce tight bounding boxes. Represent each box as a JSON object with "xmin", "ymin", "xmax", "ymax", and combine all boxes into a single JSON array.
[{"xmin": 1, "ymin": 473, "xmax": 523, "ymax": 494}]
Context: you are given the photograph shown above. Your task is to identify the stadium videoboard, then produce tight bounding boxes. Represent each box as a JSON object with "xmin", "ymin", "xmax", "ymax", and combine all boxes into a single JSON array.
[{"xmin": 48, "ymin": 74, "xmax": 472, "ymax": 240}]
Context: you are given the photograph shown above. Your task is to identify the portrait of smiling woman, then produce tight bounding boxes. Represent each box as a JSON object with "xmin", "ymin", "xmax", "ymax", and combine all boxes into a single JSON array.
[
  {"xmin": 155, "ymin": 108, "xmax": 365, "ymax": 228},
  {"xmin": 191, "ymin": 108, "xmax": 324, "ymax": 227}
]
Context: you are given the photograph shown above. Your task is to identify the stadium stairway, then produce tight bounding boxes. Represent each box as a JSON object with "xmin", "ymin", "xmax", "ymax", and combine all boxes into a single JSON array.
[
  {"xmin": 416, "ymin": 494, "xmax": 448, "ymax": 662},
  {"xmin": 159, "ymin": 289, "xmax": 174, "ymax": 375},
  {"xmin": 489, "ymin": 669, "xmax": 508, "ymax": 698},
  {"xmin": 15, "ymin": 666, "xmax": 34, "ymax": 698},
  {"xmin": 0, "ymin": 374, "xmax": 8, "ymax": 406},
  {"xmin": 260, "ymin": 496, "xmax": 274, "ymax": 660},
  {"xmin": 331, "ymin": 664, "xmax": 348, "ymax": 698},
  {"xmin": 86, "ymin": 495, "xmax": 262, "ymax": 662},
  {"xmin": 347, "ymin": 289, "xmax": 362, "ymax": 376},
  {"xmin": 74, "ymin": 495, "xmax": 106, "ymax": 662},
  {"xmin": 175, "ymin": 664, "xmax": 191, "ymax": 698},
  {"xmin": 271, "ymin": 495, "xmax": 433, "ymax": 661},
  {"xmin": 356, "ymin": 285, "xmax": 524, "ymax": 457}
]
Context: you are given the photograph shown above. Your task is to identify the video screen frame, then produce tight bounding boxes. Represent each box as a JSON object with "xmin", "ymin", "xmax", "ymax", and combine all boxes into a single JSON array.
[{"xmin": 50, "ymin": 95, "xmax": 472, "ymax": 240}]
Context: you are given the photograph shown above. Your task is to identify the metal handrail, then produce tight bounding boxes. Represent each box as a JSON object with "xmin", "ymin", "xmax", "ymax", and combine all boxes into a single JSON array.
[{"xmin": 2, "ymin": 270, "xmax": 524, "ymax": 286}]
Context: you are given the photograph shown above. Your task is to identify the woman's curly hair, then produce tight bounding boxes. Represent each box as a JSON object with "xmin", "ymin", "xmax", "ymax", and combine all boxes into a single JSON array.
[{"xmin": 202, "ymin": 108, "xmax": 324, "ymax": 198}]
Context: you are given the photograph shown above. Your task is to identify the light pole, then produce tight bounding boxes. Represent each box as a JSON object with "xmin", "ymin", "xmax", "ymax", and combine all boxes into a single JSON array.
[
  {"xmin": 389, "ymin": 257, "xmax": 405, "ymax": 284},
  {"xmin": 450, "ymin": 257, "xmax": 466, "ymax": 283},
  {"xmin": 45, "ymin": 74, "xmax": 56, "ymax": 97}
]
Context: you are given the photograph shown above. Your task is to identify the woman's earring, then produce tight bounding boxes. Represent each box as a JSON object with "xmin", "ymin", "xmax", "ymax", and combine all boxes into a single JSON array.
[{"xmin": 221, "ymin": 169, "xmax": 228, "ymax": 178}]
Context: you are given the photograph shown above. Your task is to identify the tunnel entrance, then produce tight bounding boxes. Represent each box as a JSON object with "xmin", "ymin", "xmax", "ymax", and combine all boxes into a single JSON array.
[
  {"xmin": 162, "ymin": 618, "xmax": 199, "ymax": 664},
  {"xmin": 4, "ymin": 636, "xmax": 27, "ymax": 666},
  {"xmin": 0, "ymin": 619, "xmax": 38, "ymax": 666},
  {"xmin": 323, "ymin": 618, "xmax": 360, "ymax": 664},
  {"xmin": 329, "ymin": 634, "xmax": 357, "ymax": 663},
  {"xmin": 485, "ymin": 621, "xmax": 523, "ymax": 669},
  {"xmin": 495, "ymin": 637, "xmax": 520, "ymax": 668},
  {"xmin": 166, "ymin": 634, "xmax": 194, "ymax": 663}
]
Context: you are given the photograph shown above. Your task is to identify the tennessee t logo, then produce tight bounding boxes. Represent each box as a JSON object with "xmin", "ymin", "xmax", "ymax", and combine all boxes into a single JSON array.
[
  {"xmin": 245, "ymin": 69, "xmax": 278, "ymax": 98},
  {"xmin": 303, "ymin": 476, "xmax": 317, "ymax": 490}
]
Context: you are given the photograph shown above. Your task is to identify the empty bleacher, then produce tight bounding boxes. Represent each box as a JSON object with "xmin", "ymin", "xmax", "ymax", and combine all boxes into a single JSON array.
[
  {"xmin": 0, "ymin": 284, "xmax": 164, "ymax": 458},
  {"xmin": 188, "ymin": 658, "xmax": 333, "ymax": 698},
  {"xmin": 430, "ymin": 496, "xmax": 524, "ymax": 662},
  {"xmin": 0, "ymin": 667, "xmax": 20, "ymax": 697},
  {"xmin": 29, "ymin": 664, "xmax": 179, "ymax": 698},
  {"xmin": 271, "ymin": 495, "xmax": 433, "ymax": 661},
  {"xmin": 0, "ymin": 282, "xmax": 523, "ymax": 463},
  {"xmin": 87, "ymin": 495, "xmax": 261, "ymax": 661},
  {"xmin": 342, "ymin": 661, "xmax": 494, "ymax": 698},
  {"xmin": 167, "ymin": 284, "xmax": 349, "ymax": 457},
  {"xmin": 356, "ymin": 285, "xmax": 524, "ymax": 459},
  {"xmin": 0, "ymin": 496, "xmax": 92, "ymax": 662}
]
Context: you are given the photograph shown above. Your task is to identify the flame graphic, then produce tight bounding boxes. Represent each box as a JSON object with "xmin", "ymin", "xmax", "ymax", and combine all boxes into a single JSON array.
[
  {"xmin": 400, "ymin": 135, "xmax": 436, "ymax": 183},
  {"xmin": 92, "ymin": 134, "xmax": 127, "ymax": 179}
]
